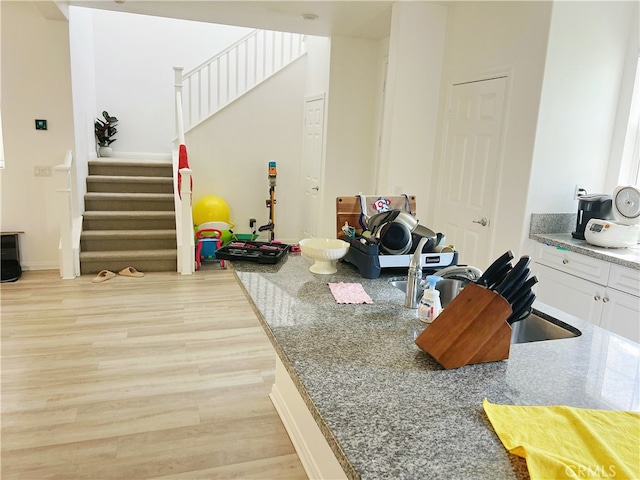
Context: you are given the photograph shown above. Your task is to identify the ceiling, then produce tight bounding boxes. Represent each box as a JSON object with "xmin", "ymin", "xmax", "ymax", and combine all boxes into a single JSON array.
[{"xmin": 62, "ymin": 1, "xmax": 395, "ymax": 40}]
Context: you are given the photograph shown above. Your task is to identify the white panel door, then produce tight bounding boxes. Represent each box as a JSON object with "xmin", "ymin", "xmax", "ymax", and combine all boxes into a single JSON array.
[
  {"xmin": 434, "ymin": 77, "xmax": 507, "ymax": 268},
  {"xmin": 302, "ymin": 95, "xmax": 325, "ymax": 239}
]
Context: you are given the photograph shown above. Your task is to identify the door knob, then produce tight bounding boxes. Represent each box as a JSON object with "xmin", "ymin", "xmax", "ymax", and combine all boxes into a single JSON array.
[
  {"xmin": 312, "ymin": 186, "xmax": 319, "ymax": 191},
  {"xmin": 472, "ymin": 217, "xmax": 488, "ymax": 227}
]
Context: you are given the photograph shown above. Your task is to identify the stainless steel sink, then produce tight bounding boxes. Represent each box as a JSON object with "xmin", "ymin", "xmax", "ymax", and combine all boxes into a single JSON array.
[
  {"xmin": 389, "ymin": 279, "xmax": 581, "ymax": 343},
  {"xmin": 389, "ymin": 279, "xmax": 410, "ymax": 292},
  {"xmin": 510, "ymin": 312, "xmax": 581, "ymax": 344}
]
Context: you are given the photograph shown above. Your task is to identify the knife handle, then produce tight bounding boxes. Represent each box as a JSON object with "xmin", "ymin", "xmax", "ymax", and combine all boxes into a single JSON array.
[
  {"xmin": 485, "ymin": 263, "xmax": 512, "ymax": 290},
  {"xmin": 494, "ymin": 255, "xmax": 531, "ymax": 297},
  {"xmin": 507, "ymin": 292, "xmax": 536, "ymax": 325},
  {"xmin": 476, "ymin": 250, "xmax": 514, "ymax": 287},
  {"xmin": 507, "ymin": 276, "xmax": 539, "ymax": 305},
  {"xmin": 501, "ymin": 267, "xmax": 530, "ymax": 300}
]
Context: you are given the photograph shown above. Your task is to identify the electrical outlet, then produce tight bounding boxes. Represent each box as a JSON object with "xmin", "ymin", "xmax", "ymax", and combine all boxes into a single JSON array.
[
  {"xmin": 574, "ymin": 184, "xmax": 587, "ymax": 200},
  {"xmin": 34, "ymin": 166, "xmax": 52, "ymax": 177}
]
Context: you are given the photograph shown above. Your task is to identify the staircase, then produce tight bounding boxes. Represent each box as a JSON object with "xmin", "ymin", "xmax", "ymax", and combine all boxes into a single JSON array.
[{"xmin": 80, "ymin": 159, "xmax": 177, "ymax": 274}]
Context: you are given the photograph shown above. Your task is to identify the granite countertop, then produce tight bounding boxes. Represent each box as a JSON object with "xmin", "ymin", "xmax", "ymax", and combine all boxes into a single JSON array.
[
  {"xmin": 529, "ymin": 233, "xmax": 640, "ymax": 270},
  {"xmin": 528, "ymin": 213, "xmax": 640, "ymax": 270},
  {"xmin": 232, "ymin": 255, "xmax": 640, "ymax": 480}
]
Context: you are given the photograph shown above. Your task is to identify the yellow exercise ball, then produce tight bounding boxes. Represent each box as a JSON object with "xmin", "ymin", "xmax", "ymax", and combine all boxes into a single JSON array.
[{"xmin": 192, "ymin": 196, "xmax": 231, "ymax": 225}]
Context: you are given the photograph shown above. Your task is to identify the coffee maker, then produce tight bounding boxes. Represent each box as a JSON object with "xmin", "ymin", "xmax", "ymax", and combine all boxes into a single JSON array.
[{"xmin": 572, "ymin": 194, "xmax": 614, "ymax": 240}]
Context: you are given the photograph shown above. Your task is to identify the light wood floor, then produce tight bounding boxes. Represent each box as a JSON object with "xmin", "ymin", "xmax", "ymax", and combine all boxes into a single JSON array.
[{"xmin": 1, "ymin": 266, "xmax": 307, "ymax": 479}]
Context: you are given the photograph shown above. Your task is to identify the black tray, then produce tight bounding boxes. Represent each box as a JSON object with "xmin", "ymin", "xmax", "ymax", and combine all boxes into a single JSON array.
[{"xmin": 215, "ymin": 241, "xmax": 290, "ymax": 264}]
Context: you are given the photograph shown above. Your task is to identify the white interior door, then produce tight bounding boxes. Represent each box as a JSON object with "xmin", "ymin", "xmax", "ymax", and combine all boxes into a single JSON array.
[
  {"xmin": 434, "ymin": 77, "xmax": 507, "ymax": 268},
  {"xmin": 302, "ymin": 94, "xmax": 325, "ymax": 238}
]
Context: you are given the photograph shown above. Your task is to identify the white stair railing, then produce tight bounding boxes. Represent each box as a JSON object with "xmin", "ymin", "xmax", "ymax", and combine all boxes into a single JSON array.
[
  {"xmin": 179, "ymin": 29, "xmax": 306, "ymax": 131},
  {"xmin": 54, "ymin": 150, "xmax": 81, "ymax": 279}
]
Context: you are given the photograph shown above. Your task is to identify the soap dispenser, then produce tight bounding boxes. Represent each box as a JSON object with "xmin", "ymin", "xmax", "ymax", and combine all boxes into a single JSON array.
[{"xmin": 419, "ymin": 275, "xmax": 442, "ymax": 324}]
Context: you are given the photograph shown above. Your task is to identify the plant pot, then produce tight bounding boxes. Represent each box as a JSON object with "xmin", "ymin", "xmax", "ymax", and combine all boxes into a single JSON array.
[{"xmin": 99, "ymin": 146, "xmax": 112, "ymax": 157}]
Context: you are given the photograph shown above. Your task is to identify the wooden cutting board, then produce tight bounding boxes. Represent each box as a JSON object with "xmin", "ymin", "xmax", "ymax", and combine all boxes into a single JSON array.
[
  {"xmin": 335, "ymin": 195, "xmax": 417, "ymax": 238},
  {"xmin": 415, "ymin": 283, "xmax": 512, "ymax": 369}
]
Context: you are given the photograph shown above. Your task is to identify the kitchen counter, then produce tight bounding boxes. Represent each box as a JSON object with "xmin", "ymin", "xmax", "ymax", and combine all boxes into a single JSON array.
[
  {"xmin": 529, "ymin": 233, "xmax": 640, "ymax": 270},
  {"xmin": 232, "ymin": 255, "xmax": 640, "ymax": 480}
]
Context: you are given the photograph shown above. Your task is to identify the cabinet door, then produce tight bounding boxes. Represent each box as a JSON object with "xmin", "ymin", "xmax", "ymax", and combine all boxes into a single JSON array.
[
  {"xmin": 534, "ymin": 263, "xmax": 604, "ymax": 325},
  {"xmin": 608, "ymin": 264, "xmax": 640, "ymax": 297},
  {"xmin": 600, "ymin": 288, "xmax": 640, "ymax": 343}
]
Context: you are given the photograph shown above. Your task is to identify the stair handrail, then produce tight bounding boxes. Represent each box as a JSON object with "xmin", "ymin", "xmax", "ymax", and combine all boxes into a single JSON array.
[
  {"xmin": 182, "ymin": 29, "xmax": 260, "ymax": 80},
  {"xmin": 180, "ymin": 28, "xmax": 306, "ymax": 131},
  {"xmin": 54, "ymin": 149, "xmax": 81, "ymax": 279},
  {"xmin": 173, "ymin": 66, "xmax": 194, "ymax": 275}
]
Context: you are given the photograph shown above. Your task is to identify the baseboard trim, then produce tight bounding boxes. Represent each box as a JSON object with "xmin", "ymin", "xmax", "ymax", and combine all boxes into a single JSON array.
[{"xmin": 20, "ymin": 263, "xmax": 59, "ymax": 272}]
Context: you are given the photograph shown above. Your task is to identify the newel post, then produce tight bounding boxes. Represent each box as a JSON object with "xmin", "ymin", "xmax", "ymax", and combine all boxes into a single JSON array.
[
  {"xmin": 179, "ymin": 168, "xmax": 194, "ymax": 275},
  {"xmin": 173, "ymin": 66, "xmax": 184, "ymax": 142},
  {"xmin": 54, "ymin": 151, "xmax": 76, "ymax": 279}
]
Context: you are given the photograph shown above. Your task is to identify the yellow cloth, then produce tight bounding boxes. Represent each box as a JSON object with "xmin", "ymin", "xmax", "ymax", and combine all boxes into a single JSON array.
[{"xmin": 483, "ymin": 398, "xmax": 640, "ymax": 480}]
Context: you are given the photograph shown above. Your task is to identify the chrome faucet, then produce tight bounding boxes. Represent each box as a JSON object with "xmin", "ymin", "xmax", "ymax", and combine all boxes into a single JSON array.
[{"xmin": 404, "ymin": 237, "xmax": 430, "ymax": 309}]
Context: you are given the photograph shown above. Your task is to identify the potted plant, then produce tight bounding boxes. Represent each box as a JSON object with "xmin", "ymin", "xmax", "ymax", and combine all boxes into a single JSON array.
[{"xmin": 95, "ymin": 111, "xmax": 118, "ymax": 157}]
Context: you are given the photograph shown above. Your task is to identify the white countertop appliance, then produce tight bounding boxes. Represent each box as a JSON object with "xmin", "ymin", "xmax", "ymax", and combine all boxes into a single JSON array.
[
  {"xmin": 585, "ymin": 185, "xmax": 640, "ymax": 248},
  {"xmin": 572, "ymin": 193, "xmax": 613, "ymax": 240}
]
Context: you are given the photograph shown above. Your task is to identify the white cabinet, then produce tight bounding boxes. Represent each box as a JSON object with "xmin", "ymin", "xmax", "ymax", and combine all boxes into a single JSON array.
[
  {"xmin": 533, "ymin": 244, "xmax": 640, "ymax": 343},
  {"xmin": 599, "ymin": 287, "xmax": 640, "ymax": 342},
  {"xmin": 535, "ymin": 263, "xmax": 604, "ymax": 325}
]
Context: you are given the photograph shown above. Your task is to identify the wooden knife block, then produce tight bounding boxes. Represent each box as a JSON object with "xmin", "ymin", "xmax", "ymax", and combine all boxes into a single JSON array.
[{"xmin": 415, "ymin": 283, "xmax": 512, "ymax": 369}]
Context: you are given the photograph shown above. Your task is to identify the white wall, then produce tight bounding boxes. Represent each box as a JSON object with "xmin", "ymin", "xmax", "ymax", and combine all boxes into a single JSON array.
[
  {"xmin": 527, "ymin": 1, "xmax": 637, "ymax": 217},
  {"xmin": 91, "ymin": 9, "xmax": 252, "ymax": 156},
  {"xmin": 606, "ymin": 1, "xmax": 640, "ymax": 190},
  {"xmin": 0, "ymin": 1, "xmax": 75, "ymax": 270},
  {"xmin": 69, "ymin": 6, "xmax": 97, "ymax": 216},
  {"xmin": 377, "ymin": 2, "xmax": 447, "ymax": 221},
  {"xmin": 184, "ymin": 57, "xmax": 306, "ymax": 243},
  {"xmin": 304, "ymin": 35, "xmax": 330, "ymax": 99},
  {"xmin": 319, "ymin": 36, "xmax": 382, "ymax": 238},
  {"xmin": 430, "ymin": 1, "xmax": 552, "ymax": 262}
]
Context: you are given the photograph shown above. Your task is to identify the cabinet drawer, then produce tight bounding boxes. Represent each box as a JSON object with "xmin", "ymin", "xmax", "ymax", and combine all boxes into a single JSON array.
[
  {"xmin": 534, "ymin": 243, "xmax": 610, "ymax": 285},
  {"xmin": 608, "ymin": 264, "xmax": 640, "ymax": 297}
]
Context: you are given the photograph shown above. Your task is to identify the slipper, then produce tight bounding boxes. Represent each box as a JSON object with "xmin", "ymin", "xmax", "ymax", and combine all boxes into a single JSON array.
[
  {"xmin": 92, "ymin": 270, "xmax": 116, "ymax": 283},
  {"xmin": 119, "ymin": 266, "xmax": 144, "ymax": 278}
]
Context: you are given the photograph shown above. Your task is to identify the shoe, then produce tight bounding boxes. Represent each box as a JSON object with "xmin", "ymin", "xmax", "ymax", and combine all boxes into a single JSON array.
[
  {"xmin": 118, "ymin": 266, "xmax": 144, "ymax": 278},
  {"xmin": 92, "ymin": 270, "xmax": 116, "ymax": 283}
]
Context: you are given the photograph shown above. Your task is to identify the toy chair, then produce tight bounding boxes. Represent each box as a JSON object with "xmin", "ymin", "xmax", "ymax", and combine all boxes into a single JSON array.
[{"xmin": 195, "ymin": 228, "xmax": 225, "ymax": 270}]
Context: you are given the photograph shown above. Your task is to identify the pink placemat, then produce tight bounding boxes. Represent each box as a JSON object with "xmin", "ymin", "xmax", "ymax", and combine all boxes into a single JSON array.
[{"xmin": 328, "ymin": 282, "xmax": 374, "ymax": 304}]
